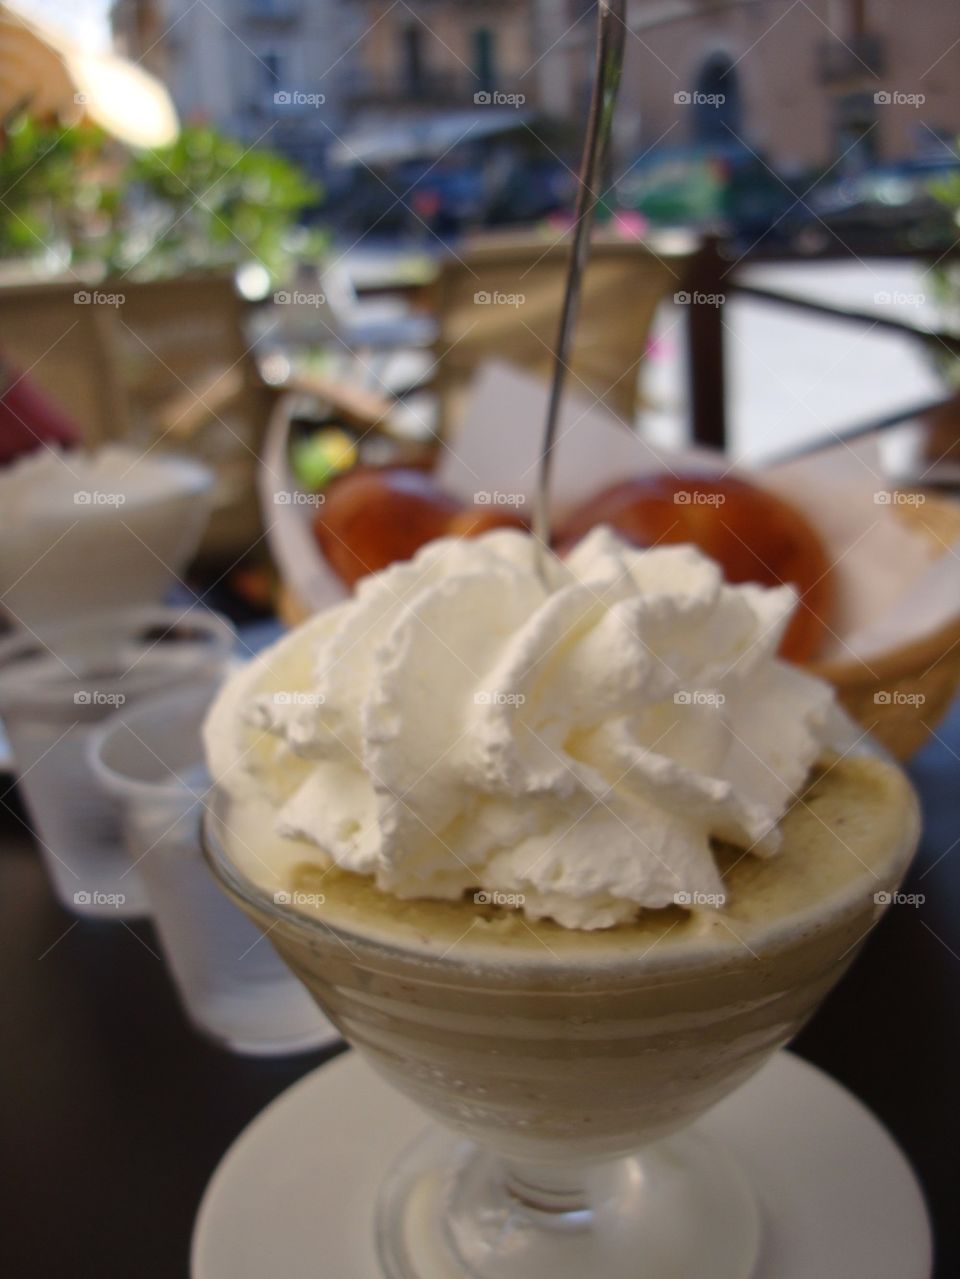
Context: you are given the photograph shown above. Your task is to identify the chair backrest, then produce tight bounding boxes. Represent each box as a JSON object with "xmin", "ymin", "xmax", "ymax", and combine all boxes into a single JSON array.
[
  {"xmin": 0, "ymin": 271, "xmax": 271, "ymax": 560},
  {"xmin": 431, "ymin": 228, "xmax": 693, "ymax": 437},
  {"xmin": 0, "ymin": 276, "xmax": 130, "ymax": 445}
]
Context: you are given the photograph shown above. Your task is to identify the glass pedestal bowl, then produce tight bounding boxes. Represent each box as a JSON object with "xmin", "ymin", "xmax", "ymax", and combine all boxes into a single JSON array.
[{"xmin": 203, "ymin": 764, "xmax": 918, "ymax": 1279}]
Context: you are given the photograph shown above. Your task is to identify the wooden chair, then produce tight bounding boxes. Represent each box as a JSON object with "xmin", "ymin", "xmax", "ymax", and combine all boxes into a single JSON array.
[
  {"xmin": 430, "ymin": 228, "xmax": 694, "ymax": 438},
  {"xmin": 0, "ymin": 275, "xmax": 129, "ymax": 448},
  {"xmin": 0, "ymin": 272, "xmax": 275, "ymax": 560},
  {"xmin": 0, "ymin": 270, "xmax": 415, "ymax": 558}
]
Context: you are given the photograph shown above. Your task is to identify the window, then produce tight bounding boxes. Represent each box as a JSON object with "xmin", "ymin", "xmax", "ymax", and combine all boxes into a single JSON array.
[
  {"xmin": 402, "ymin": 25, "xmax": 424, "ymax": 94},
  {"xmin": 261, "ymin": 52, "xmax": 282, "ymax": 88},
  {"xmin": 693, "ymin": 52, "xmax": 742, "ymax": 143},
  {"xmin": 473, "ymin": 28, "xmax": 496, "ymax": 93}
]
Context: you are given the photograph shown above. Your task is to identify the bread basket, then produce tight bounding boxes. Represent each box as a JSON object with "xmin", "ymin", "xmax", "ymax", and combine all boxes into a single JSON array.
[
  {"xmin": 264, "ymin": 395, "xmax": 960, "ymax": 761},
  {"xmin": 807, "ymin": 496, "xmax": 960, "ymax": 759}
]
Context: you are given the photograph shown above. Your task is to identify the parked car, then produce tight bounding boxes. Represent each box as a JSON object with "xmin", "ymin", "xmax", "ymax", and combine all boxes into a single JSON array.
[
  {"xmin": 612, "ymin": 141, "xmax": 793, "ymax": 246},
  {"xmin": 322, "ymin": 111, "xmax": 577, "ymax": 237},
  {"xmin": 783, "ymin": 159, "xmax": 960, "ymax": 255}
]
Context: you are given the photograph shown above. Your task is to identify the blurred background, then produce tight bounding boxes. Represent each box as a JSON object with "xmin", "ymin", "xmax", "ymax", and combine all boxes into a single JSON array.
[
  {"xmin": 2, "ymin": 4, "xmax": 959, "ymax": 1277},
  {"xmin": 2, "ymin": 0, "xmax": 960, "ymax": 587}
]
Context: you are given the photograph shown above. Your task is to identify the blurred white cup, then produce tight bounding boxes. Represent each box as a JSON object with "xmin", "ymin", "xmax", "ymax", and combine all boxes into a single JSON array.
[
  {"xmin": 0, "ymin": 605, "xmax": 234, "ymax": 918},
  {"xmin": 89, "ymin": 684, "xmax": 336, "ymax": 1056}
]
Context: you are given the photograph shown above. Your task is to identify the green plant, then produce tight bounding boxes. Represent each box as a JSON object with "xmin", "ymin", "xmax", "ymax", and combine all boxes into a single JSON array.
[
  {"xmin": 121, "ymin": 124, "xmax": 324, "ymax": 279},
  {"xmin": 0, "ymin": 116, "xmax": 323, "ymax": 281},
  {"xmin": 0, "ymin": 116, "xmax": 120, "ymax": 264}
]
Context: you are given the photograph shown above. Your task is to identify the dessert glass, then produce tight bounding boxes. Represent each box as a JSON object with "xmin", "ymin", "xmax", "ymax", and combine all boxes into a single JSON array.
[{"xmin": 202, "ymin": 753, "xmax": 920, "ymax": 1279}]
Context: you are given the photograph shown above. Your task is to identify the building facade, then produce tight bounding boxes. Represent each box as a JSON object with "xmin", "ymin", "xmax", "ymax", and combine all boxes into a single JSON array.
[
  {"xmin": 112, "ymin": 0, "xmax": 363, "ymax": 170},
  {"xmin": 612, "ymin": 0, "xmax": 960, "ymax": 171},
  {"xmin": 113, "ymin": 0, "xmax": 960, "ymax": 175}
]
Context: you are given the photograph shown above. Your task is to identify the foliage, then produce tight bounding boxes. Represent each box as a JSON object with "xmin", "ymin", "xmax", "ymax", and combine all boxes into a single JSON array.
[
  {"xmin": 0, "ymin": 116, "xmax": 119, "ymax": 265},
  {"xmin": 0, "ymin": 116, "xmax": 324, "ymax": 281}
]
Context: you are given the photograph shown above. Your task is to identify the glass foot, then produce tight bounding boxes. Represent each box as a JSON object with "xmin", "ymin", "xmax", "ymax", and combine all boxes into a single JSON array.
[{"xmin": 376, "ymin": 1126, "xmax": 760, "ymax": 1279}]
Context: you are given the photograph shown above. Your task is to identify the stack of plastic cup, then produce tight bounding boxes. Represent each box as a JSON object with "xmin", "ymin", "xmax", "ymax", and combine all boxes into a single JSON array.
[
  {"xmin": 90, "ymin": 684, "xmax": 336, "ymax": 1056},
  {"xmin": 0, "ymin": 606, "xmax": 234, "ymax": 919}
]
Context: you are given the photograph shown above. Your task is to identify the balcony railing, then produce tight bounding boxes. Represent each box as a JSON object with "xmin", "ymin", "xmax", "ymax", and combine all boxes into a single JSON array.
[
  {"xmin": 343, "ymin": 70, "xmax": 500, "ymax": 109},
  {"xmin": 244, "ymin": 0, "xmax": 300, "ymax": 26}
]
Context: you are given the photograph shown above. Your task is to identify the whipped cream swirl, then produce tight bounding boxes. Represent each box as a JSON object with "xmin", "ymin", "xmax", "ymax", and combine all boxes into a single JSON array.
[{"xmin": 204, "ymin": 528, "xmax": 843, "ymax": 929}]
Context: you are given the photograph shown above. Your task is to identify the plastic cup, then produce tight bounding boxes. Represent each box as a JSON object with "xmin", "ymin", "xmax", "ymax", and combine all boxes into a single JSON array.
[
  {"xmin": 0, "ymin": 606, "xmax": 234, "ymax": 918},
  {"xmin": 89, "ymin": 684, "xmax": 335, "ymax": 1056}
]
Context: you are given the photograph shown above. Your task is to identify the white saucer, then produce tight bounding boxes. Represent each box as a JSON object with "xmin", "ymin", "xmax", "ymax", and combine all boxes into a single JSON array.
[{"xmin": 192, "ymin": 1050, "xmax": 932, "ymax": 1279}]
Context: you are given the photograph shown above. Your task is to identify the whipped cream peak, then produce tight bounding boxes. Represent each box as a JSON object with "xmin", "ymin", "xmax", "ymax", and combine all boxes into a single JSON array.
[{"xmin": 205, "ymin": 527, "xmax": 844, "ymax": 929}]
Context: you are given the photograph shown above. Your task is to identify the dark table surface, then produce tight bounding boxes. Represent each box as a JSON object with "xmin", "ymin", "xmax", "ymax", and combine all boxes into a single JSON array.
[{"xmin": 3, "ymin": 697, "xmax": 958, "ymax": 1279}]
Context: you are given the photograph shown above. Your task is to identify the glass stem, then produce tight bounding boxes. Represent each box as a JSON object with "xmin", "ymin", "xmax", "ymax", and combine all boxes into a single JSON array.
[{"xmin": 501, "ymin": 1159, "xmax": 591, "ymax": 1215}]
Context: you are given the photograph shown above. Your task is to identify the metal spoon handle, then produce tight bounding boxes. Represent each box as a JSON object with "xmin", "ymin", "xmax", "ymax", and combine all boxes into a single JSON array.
[{"xmin": 533, "ymin": 0, "xmax": 627, "ymax": 572}]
